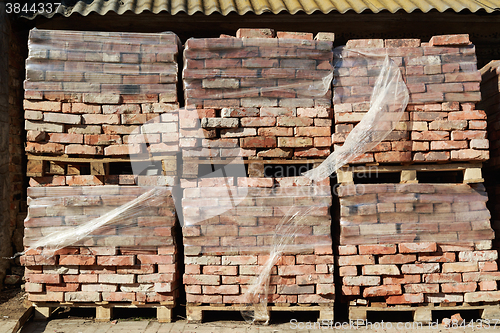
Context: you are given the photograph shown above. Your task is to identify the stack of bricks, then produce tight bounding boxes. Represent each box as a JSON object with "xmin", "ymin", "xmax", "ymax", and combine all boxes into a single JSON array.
[
  {"xmin": 479, "ymin": 61, "xmax": 500, "ymax": 252},
  {"xmin": 21, "ymin": 29, "xmax": 182, "ymax": 313},
  {"xmin": 22, "ymin": 185, "xmax": 180, "ymax": 304},
  {"xmin": 180, "ymin": 29, "xmax": 336, "ymax": 310},
  {"xmin": 337, "ymin": 183, "xmax": 500, "ymax": 305},
  {"xmin": 181, "ymin": 176, "xmax": 334, "ymax": 305},
  {"xmin": 24, "ymin": 29, "xmax": 180, "ymax": 167},
  {"xmin": 339, "ymin": 241, "xmax": 500, "ymax": 305},
  {"xmin": 333, "ymin": 34, "xmax": 488, "ymax": 164},
  {"xmin": 338, "ymin": 183, "xmax": 493, "ymax": 245},
  {"xmin": 182, "ymin": 29, "xmax": 334, "ymax": 159}
]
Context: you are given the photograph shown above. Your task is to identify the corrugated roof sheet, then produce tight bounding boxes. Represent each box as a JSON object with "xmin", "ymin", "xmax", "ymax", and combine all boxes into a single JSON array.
[{"xmin": 19, "ymin": 0, "xmax": 500, "ymax": 19}]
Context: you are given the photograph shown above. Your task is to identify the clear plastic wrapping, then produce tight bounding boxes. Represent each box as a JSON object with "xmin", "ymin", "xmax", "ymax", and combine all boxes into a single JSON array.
[
  {"xmin": 24, "ymin": 186, "xmax": 178, "ymax": 255},
  {"xmin": 338, "ymin": 183, "xmax": 493, "ymax": 245},
  {"xmin": 20, "ymin": 32, "xmax": 496, "ymax": 323},
  {"xmin": 305, "ymin": 52, "xmax": 409, "ymax": 181},
  {"xmin": 183, "ymin": 37, "xmax": 334, "ymax": 107},
  {"xmin": 25, "ymin": 29, "xmax": 179, "ymax": 94}
]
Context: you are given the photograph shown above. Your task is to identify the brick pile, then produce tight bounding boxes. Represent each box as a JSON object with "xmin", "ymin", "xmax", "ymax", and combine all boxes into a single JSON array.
[
  {"xmin": 21, "ymin": 29, "xmax": 182, "ymax": 309},
  {"xmin": 24, "ymin": 29, "xmax": 180, "ymax": 160},
  {"xmin": 181, "ymin": 176, "xmax": 334, "ymax": 304},
  {"xmin": 338, "ymin": 183, "xmax": 493, "ymax": 245},
  {"xmin": 337, "ymin": 183, "xmax": 500, "ymax": 305},
  {"xmin": 22, "ymin": 184, "xmax": 180, "ymax": 304},
  {"xmin": 479, "ymin": 61, "xmax": 500, "ymax": 253},
  {"xmin": 333, "ymin": 35, "xmax": 488, "ymax": 164},
  {"xmin": 182, "ymin": 30, "xmax": 334, "ymax": 159},
  {"xmin": 339, "ymin": 241, "xmax": 500, "ymax": 305}
]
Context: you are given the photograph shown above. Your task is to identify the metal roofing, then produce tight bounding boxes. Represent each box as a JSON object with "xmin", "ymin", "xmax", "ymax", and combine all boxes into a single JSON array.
[{"xmin": 20, "ymin": 0, "xmax": 500, "ymax": 19}]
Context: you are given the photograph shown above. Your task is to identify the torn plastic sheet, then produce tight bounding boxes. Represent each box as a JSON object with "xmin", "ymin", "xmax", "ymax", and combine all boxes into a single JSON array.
[{"xmin": 304, "ymin": 50, "xmax": 410, "ymax": 181}]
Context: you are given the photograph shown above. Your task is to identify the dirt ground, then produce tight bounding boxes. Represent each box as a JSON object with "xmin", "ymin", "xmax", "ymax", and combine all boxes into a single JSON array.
[{"xmin": 0, "ymin": 287, "xmax": 28, "ymax": 320}]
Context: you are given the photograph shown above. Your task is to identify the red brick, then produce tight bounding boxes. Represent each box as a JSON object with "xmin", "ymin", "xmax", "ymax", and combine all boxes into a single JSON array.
[
  {"xmin": 338, "ymin": 245, "xmax": 357, "ymax": 255},
  {"xmin": 419, "ymin": 252, "xmax": 456, "ymax": 263},
  {"xmin": 448, "ymin": 110, "xmax": 486, "ymax": 120},
  {"xmin": 338, "ymin": 255, "xmax": 375, "ymax": 266},
  {"xmin": 383, "ymin": 275, "xmax": 421, "ymax": 285},
  {"xmin": 236, "ymin": 28, "xmax": 275, "ymax": 38},
  {"xmin": 27, "ymin": 274, "xmax": 61, "ymax": 284},
  {"xmin": 479, "ymin": 261, "xmax": 498, "ymax": 272},
  {"xmin": 343, "ymin": 276, "xmax": 380, "ymax": 286},
  {"xmin": 424, "ymin": 273, "xmax": 462, "ymax": 283},
  {"xmin": 339, "ymin": 266, "xmax": 357, "ymax": 276},
  {"xmin": 358, "ymin": 244, "xmax": 396, "ymax": 255},
  {"xmin": 429, "ymin": 34, "xmax": 470, "ymax": 46},
  {"xmin": 386, "ymin": 293, "xmax": 424, "ymax": 304},
  {"xmin": 442, "ymin": 282, "xmax": 477, "ymax": 293},
  {"xmin": 59, "ymin": 255, "xmax": 96, "ymax": 265},
  {"xmin": 464, "ymin": 291, "xmax": 500, "ymax": 303},
  {"xmin": 102, "ymin": 292, "xmax": 135, "ymax": 302},
  {"xmin": 240, "ymin": 137, "xmax": 276, "ymax": 148},
  {"xmin": 28, "ymin": 292, "xmax": 64, "ymax": 302},
  {"xmin": 342, "ymin": 286, "xmax": 360, "ymax": 296},
  {"xmin": 403, "ymin": 284, "xmax": 439, "ymax": 294},
  {"xmin": 277, "ymin": 31, "xmax": 313, "ymax": 40},
  {"xmin": 399, "ymin": 242, "xmax": 437, "ymax": 253},
  {"xmin": 97, "ymin": 256, "xmax": 135, "ymax": 266},
  {"xmin": 203, "ymin": 285, "xmax": 239, "ymax": 295},
  {"xmin": 479, "ymin": 281, "xmax": 497, "ymax": 291},
  {"xmin": 379, "ymin": 254, "xmax": 417, "ymax": 264},
  {"xmin": 278, "ymin": 137, "xmax": 313, "ymax": 148},
  {"xmin": 24, "ymin": 100, "xmax": 62, "ymax": 112},
  {"xmin": 240, "ymin": 117, "xmax": 276, "ymax": 127},
  {"xmin": 363, "ymin": 284, "xmax": 401, "ymax": 297}
]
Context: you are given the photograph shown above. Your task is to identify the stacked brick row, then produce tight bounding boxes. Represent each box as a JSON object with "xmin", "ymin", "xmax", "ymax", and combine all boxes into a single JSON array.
[
  {"xmin": 338, "ymin": 183, "xmax": 493, "ymax": 245},
  {"xmin": 22, "ymin": 184, "xmax": 180, "ymax": 304},
  {"xmin": 22, "ymin": 29, "xmax": 182, "ymax": 309},
  {"xmin": 181, "ymin": 176, "xmax": 334, "ymax": 304},
  {"xmin": 333, "ymin": 35, "xmax": 488, "ymax": 164},
  {"xmin": 339, "ymin": 241, "xmax": 500, "ymax": 305},
  {"xmin": 337, "ymin": 183, "xmax": 499, "ymax": 305},
  {"xmin": 24, "ymin": 29, "xmax": 180, "ymax": 160},
  {"xmin": 180, "ymin": 29, "xmax": 336, "ymax": 308},
  {"xmin": 182, "ymin": 31, "xmax": 334, "ymax": 158}
]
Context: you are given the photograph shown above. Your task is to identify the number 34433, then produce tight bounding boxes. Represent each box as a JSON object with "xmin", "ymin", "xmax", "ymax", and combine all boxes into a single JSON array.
[{"xmin": 6, "ymin": 3, "xmax": 62, "ymax": 14}]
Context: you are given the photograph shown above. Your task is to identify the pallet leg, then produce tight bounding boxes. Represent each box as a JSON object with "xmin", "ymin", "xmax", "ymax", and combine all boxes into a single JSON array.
[
  {"xmin": 157, "ymin": 306, "xmax": 172, "ymax": 323},
  {"xmin": 482, "ymin": 306, "xmax": 500, "ymax": 320},
  {"xmin": 34, "ymin": 306, "xmax": 53, "ymax": 321},
  {"xmin": 318, "ymin": 305, "xmax": 334, "ymax": 321},
  {"xmin": 348, "ymin": 307, "xmax": 367, "ymax": 323},
  {"xmin": 186, "ymin": 305, "xmax": 203, "ymax": 323},
  {"xmin": 96, "ymin": 306, "xmax": 112, "ymax": 322},
  {"xmin": 413, "ymin": 308, "xmax": 432, "ymax": 324}
]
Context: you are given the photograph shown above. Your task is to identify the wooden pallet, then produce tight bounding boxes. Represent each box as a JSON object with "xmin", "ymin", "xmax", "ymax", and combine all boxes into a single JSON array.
[
  {"xmin": 182, "ymin": 157, "xmax": 326, "ymax": 178},
  {"xmin": 186, "ymin": 302, "xmax": 334, "ymax": 323},
  {"xmin": 32, "ymin": 301, "xmax": 175, "ymax": 323},
  {"xmin": 337, "ymin": 162, "xmax": 484, "ymax": 185},
  {"xmin": 26, "ymin": 154, "xmax": 177, "ymax": 177},
  {"xmin": 349, "ymin": 302, "xmax": 500, "ymax": 324}
]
